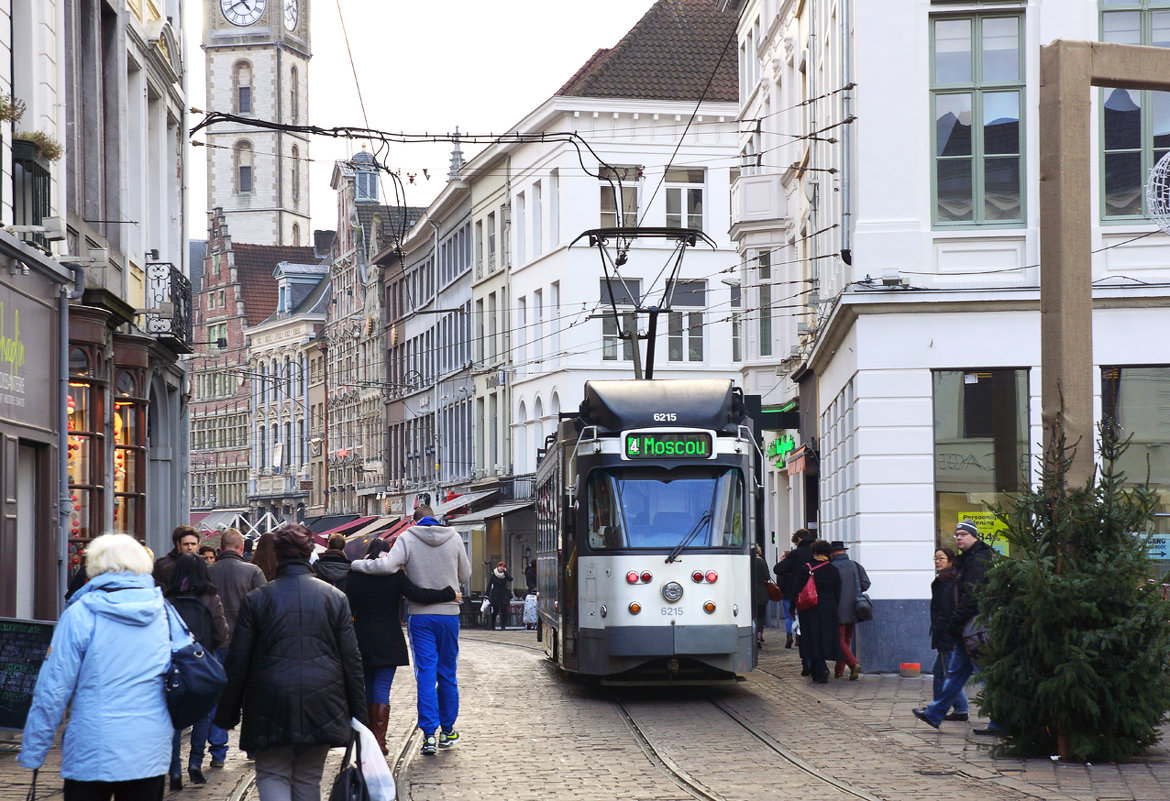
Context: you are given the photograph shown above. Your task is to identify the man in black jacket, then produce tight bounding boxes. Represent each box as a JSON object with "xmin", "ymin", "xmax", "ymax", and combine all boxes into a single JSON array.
[
  {"xmin": 152, "ymin": 525, "xmax": 200, "ymax": 587},
  {"xmin": 914, "ymin": 520, "xmax": 994, "ymax": 731},
  {"xmin": 214, "ymin": 525, "xmax": 366, "ymax": 801},
  {"xmin": 313, "ymin": 534, "xmax": 352, "ymax": 590},
  {"xmin": 773, "ymin": 528, "xmax": 814, "ymax": 649}
]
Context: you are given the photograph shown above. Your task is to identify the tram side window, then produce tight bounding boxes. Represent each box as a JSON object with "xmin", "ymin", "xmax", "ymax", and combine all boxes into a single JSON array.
[{"xmin": 587, "ymin": 472, "xmax": 625, "ymax": 549}]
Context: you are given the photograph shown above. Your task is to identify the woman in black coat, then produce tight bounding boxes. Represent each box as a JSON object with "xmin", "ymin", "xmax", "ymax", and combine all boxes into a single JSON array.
[
  {"xmin": 930, "ymin": 547, "xmax": 968, "ymax": 720},
  {"xmin": 345, "ymin": 537, "xmax": 457, "ymax": 753},
  {"xmin": 486, "ymin": 561, "xmax": 513, "ymax": 631},
  {"xmin": 214, "ymin": 525, "xmax": 366, "ymax": 801},
  {"xmin": 796, "ymin": 539, "xmax": 841, "ymax": 684}
]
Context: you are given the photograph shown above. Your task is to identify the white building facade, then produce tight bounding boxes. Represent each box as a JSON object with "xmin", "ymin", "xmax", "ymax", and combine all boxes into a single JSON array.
[{"xmin": 728, "ymin": 0, "xmax": 1170, "ymax": 671}]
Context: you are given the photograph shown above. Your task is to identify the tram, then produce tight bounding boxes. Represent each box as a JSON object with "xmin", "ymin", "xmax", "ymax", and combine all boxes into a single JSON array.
[{"xmin": 534, "ymin": 378, "xmax": 763, "ymax": 682}]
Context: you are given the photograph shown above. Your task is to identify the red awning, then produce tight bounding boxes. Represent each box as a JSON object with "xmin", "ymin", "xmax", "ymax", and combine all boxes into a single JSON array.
[{"xmin": 315, "ymin": 515, "xmax": 376, "ymax": 547}]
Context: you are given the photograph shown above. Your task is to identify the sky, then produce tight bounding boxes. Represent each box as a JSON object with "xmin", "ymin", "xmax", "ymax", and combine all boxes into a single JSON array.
[{"xmin": 183, "ymin": 0, "xmax": 660, "ymax": 238}]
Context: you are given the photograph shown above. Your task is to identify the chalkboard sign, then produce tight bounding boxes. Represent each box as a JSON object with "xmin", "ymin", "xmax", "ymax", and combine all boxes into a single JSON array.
[{"xmin": 0, "ymin": 617, "xmax": 54, "ymax": 731}]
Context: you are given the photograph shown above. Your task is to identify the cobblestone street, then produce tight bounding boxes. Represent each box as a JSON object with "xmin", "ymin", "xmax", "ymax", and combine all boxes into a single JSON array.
[{"xmin": 4, "ymin": 628, "xmax": 1168, "ymax": 801}]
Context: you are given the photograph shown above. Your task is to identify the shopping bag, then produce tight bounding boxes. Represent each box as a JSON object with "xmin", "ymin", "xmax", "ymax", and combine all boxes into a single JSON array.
[
  {"xmin": 480, "ymin": 597, "xmax": 491, "ymax": 614},
  {"xmin": 328, "ymin": 728, "xmax": 369, "ymax": 801},
  {"xmin": 352, "ymin": 718, "xmax": 395, "ymax": 801}
]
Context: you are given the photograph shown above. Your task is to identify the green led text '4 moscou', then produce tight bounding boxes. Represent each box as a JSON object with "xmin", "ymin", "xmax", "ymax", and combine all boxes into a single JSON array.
[{"xmin": 625, "ymin": 432, "xmax": 713, "ymax": 459}]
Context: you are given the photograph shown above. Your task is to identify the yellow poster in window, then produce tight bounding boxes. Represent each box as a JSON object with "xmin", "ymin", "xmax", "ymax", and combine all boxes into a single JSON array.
[{"xmin": 960, "ymin": 511, "xmax": 1010, "ymax": 556}]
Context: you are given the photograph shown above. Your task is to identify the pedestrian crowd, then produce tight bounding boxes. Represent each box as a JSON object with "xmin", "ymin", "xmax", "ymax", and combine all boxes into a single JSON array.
[{"xmin": 18, "ymin": 505, "xmax": 469, "ymax": 801}]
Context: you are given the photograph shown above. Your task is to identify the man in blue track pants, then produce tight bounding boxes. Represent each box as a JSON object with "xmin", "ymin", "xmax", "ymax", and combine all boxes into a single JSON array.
[{"xmin": 350, "ymin": 504, "xmax": 470, "ymax": 755}]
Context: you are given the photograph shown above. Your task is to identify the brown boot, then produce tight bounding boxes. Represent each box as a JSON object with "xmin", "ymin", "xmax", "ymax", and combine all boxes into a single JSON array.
[{"xmin": 367, "ymin": 703, "xmax": 390, "ymax": 755}]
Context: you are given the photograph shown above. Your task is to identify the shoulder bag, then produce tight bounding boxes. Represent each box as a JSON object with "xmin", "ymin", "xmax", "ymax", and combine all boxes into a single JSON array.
[
  {"xmin": 765, "ymin": 580, "xmax": 783, "ymax": 603},
  {"xmin": 853, "ymin": 564, "xmax": 873, "ymax": 622},
  {"xmin": 329, "ymin": 725, "xmax": 371, "ymax": 801},
  {"xmin": 961, "ymin": 616, "xmax": 988, "ymax": 656},
  {"xmin": 163, "ymin": 600, "xmax": 228, "ymax": 729}
]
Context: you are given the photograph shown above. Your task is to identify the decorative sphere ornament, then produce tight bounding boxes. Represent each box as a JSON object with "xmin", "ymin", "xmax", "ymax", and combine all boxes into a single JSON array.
[{"xmin": 1147, "ymin": 150, "xmax": 1170, "ymax": 235}]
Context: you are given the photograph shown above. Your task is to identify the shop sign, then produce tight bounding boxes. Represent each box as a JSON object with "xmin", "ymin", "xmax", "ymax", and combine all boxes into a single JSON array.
[
  {"xmin": 767, "ymin": 433, "xmax": 796, "ymax": 465},
  {"xmin": 0, "ymin": 282, "xmax": 54, "ymax": 428},
  {"xmin": 1146, "ymin": 534, "xmax": 1169, "ymax": 561},
  {"xmin": 955, "ymin": 511, "xmax": 1011, "ymax": 557}
]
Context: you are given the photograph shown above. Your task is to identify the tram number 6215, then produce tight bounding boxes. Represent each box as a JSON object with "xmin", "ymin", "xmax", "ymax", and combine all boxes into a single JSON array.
[
  {"xmin": 661, "ymin": 607, "xmax": 684, "ymax": 616},
  {"xmin": 652, "ymin": 412, "xmax": 677, "ymax": 422}
]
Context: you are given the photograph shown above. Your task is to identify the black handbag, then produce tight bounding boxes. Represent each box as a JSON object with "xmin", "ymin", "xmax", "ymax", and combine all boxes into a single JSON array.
[
  {"xmin": 164, "ymin": 601, "xmax": 227, "ymax": 729},
  {"xmin": 961, "ymin": 616, "xmax": 989, "ymax": 656},
  {"xmin": 852, "ymin": 563, "xmax": 873, "ymax": 622},
  {"xmin": 329, "ymin": 729, "xmax": 371, "ymax": 801}
]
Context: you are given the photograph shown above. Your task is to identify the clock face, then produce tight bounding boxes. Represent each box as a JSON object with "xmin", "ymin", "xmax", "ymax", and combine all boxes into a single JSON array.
[
  {"xmin": 284, "ymin": 0, "xmax": 298, "ymax": 31},
  {"xmin": 221, "ymin": 0, "xmax": 266, "ymax": 27}
]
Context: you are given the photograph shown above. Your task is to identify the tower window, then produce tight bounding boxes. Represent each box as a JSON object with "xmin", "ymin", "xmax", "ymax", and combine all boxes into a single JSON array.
[
  {"xmin": 291, "ymin": 65, "xmax": 299, "ymax": 122},
  {"xmin": 292, "ymin": 223, "xmax": 301, "ymax": 246},
  {"xmin": 234, "ymin": 140, "xmax": 254, "ymax": 195},
  {"xmin": 291, "ymin": 145, "xmax": 301, "ymax": 202},
  {"xmin": 233, "ymin": 61, "xmax": 253, "ymax": 115}
]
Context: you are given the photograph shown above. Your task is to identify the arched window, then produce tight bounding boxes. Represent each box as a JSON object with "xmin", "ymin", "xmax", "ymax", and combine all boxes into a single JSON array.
[
  {"xmin": 291, "ymin": 145, "xmax": 300, "ymax": 202},
  {"xmin": 234, "ymin": 140, "xmax": 254, "ymax": 194},
  {"xmin": 292, "ymin": 222, "xmax": 301, "ymax": 246},
  {"xmin": 290, "ymin": 65, "xmax": 299, "ymax": 122},
  {"xmin": 233, "ymin": 61, "xmax": 253, "ymax": 115}
]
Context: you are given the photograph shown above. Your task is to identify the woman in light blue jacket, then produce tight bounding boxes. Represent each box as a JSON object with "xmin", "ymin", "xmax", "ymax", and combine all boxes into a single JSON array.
[{"xmin": 19, "ymin": 533, "xmax": 173, "ymax": 801}]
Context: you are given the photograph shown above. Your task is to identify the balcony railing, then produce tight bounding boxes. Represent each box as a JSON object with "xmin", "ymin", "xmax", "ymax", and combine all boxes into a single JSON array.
[
  {"xmin": 13, "ymin": 140, "xmax": 51, "ymax": 254},
  {"xmin": 144, "ymin": 263, "xmax": 193, "ymax": 350}
]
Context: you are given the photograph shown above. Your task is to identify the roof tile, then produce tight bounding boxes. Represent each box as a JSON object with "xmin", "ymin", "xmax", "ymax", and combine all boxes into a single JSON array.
[{"xmin": 232, "ymin": 244, "xmax": 319, "ymax": 325}]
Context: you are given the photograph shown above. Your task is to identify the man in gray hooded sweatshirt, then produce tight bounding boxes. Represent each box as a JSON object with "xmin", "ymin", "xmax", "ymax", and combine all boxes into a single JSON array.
[{"xmin": 350, "ymin": 504, "xmax": 470, "ymax": 756}]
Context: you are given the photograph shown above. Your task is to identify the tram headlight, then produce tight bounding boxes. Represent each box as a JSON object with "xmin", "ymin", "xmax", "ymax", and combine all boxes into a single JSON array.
[
  {"xmin": 661, "ymin": 581, "xmax": 684, "ymax": 603},
  {"xmin": 703, "ymin": 601, "xmax": 716, "ymax": 614},
  {"xmin": 628, "ymin": 601, "xmax": 642, "ymax": 615}
]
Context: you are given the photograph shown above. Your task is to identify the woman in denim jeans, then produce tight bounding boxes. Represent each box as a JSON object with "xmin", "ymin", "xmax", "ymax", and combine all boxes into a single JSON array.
[{"xmin": 929, "ymin": 548, "xmax": 968, "ymax": 721}]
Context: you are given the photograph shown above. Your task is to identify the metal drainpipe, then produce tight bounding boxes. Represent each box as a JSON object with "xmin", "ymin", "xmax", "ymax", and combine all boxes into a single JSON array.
[
  {"xmin": 841, "ymin": 0, "xmax": 853, "ymax": 265},
  {"xmin": 808, "ymin": 4, "xmax": 819, "ymax": 306}
]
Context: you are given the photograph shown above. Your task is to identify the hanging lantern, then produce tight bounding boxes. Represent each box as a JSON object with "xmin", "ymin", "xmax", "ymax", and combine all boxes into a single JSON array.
[{"xmin": 1147, "ymin": 150, "xmax": 1170, "ymax": 235}]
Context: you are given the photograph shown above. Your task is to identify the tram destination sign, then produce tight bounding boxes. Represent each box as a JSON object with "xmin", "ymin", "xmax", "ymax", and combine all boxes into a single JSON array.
[{"xmin": 623, "ymin": 430, "xmax": 714, "ymax": 460}]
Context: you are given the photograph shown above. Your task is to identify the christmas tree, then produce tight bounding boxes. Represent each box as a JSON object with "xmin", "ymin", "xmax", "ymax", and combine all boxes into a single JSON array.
[{"xmin": 978, "ymin": 423, "xmax": 1170, "ymax": 761}]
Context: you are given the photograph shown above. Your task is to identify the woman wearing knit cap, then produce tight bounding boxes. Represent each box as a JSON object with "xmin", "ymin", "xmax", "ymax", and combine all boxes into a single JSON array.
[{"xmin": 214, "ymin": 524, "xmax": 367, "ymax": 801}]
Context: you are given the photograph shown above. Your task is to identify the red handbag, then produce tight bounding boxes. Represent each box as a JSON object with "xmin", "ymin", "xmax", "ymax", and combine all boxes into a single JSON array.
[{"xmin": 766, "ymin": 580, "xmax": 782, "ymax": 602}]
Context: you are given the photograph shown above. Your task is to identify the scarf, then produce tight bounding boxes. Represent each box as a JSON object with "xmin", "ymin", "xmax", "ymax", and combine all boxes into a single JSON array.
[{"xmin": 493, "ymin": 567, "xmax": 507, "ymax": 579}]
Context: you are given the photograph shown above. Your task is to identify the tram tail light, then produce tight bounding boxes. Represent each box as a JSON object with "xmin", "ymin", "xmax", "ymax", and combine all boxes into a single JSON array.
[
  {"xmin": 706, "ymin": 571, "xmax": 718, "ymax": 584},
  {"xmin": 640, "ymin": 571, "xmax": 653, "ymax": 584},
  {"xmin": 703, "ymin": 601, "xmax": 716, "ymax": 614},
  {"xmin": 691, "ymin": 571, "xmax": 704, "ymax": 583},
  {"xmin": 626, "ymin": 571, "xmax": 640, "ymax": 584},
  {"xmin": 628, "ymin": 601, "xmax": 642, "ymax": 615}
]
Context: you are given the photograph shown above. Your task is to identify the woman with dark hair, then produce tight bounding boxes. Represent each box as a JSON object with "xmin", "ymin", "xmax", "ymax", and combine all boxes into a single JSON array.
[
  {"xmin": 215, "ymin": 524, "xmax": 366, "ymax": 801},
  {"xmin": 796, "ymin": 539, "xmax": 841, "ymax": 684},
  {"xmin": 486, "ymin": 561, "xmax": 513, "ymax": 630},
  {"xmin": 930, "ymin": 546, "xmax": 969, "ymax": 720},
  {"xmin": 165, "ymin": 554, "xmax": 228, "ymax": 789},
  {"xmin": 345, "ymin": 537, "xmax": 458, "ymax": 754},
  {"xmin": 250, "ymin": 531, "xmax": 278, "ymax": 581}
]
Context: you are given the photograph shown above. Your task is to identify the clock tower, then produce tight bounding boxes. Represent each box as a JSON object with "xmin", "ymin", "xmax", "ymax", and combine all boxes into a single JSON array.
[{"xmin": 203, "ymin": 0, "xmax": 311, "ymax": 246}]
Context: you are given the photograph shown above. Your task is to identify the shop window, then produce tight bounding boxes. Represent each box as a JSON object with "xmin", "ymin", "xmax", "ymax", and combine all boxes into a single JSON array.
[
  {"xmin": 933, "ymin": 369, "xmax": 1029, "ymax": 552},
  {"xmin": 67, "ymin": 345, "xmax": 105, "ymax": 577},
  {"xmin": 113, "ymin": 371, "xmax": 146, "ymax": 539},
  {"xmin": 1102, "ymin": 365, "xmax": 1170, "ymax": 579}
]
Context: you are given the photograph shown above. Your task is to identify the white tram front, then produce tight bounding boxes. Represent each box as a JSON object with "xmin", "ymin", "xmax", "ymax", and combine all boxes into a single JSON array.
[{"xmin": 535, "ymin": 379, "xmax": 762, "ymax": 682}]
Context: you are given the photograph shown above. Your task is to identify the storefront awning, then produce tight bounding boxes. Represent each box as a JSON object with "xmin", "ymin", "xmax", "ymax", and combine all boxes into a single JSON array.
[
  {"xmin": 429, "ymin": 489, "xmax": 498, "ymax": 517},
  {"xmin": 343, "ymin": 516, "xmax": 410, "ymax": 560},
  {"xmin": 192, "ymin": 509, "xmax": 247, "ymax": 532},
  {"xmin": 305, "ymin": 514, "xmax": 361, "ymax": 534},
  {"xmin": 316, "ymin": 516, "xmax": 376, "ymax": 546},
  {"xmin": 449, "ymin": 500, "xmax": 534, "ymax": 529}
]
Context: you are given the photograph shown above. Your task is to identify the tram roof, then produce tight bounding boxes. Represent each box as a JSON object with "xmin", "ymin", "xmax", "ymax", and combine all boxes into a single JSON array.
[{"xmin": 580, "ymin": 379, "xmax": 745, "ymax": 434}]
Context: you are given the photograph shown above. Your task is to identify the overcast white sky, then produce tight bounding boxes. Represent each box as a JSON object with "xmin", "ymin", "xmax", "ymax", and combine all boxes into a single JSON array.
[{"xmin": 183, "ymin": 0, "xmax": 659, "ymax": 238}]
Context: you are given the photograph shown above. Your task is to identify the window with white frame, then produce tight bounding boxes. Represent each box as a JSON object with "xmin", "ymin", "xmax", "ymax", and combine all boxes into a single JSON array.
[
  {"xmin": 756, "ymin": 251, "xmax": 772, "ymax": 357},
  {"xmin": 819, "ymin": 379, "xmax": 858, "ymax": 543},
  {"xmin": 600, "ymin": 278, "xmax": 640, "ymax": 361},
  {"xmin": 731, "ymin": 283, "xmax": 743, "ymax": 362},
  {"xmin": 931, "ymin": 11, "xmax": 1024, "ymax": 225},
  {"xmin": 666, "ymin": 280, "xmax": 705, "ymax": 362},
  {"xmin": 599, "ymin": 165, "xmax": 639, "ymax": 227},
  {"xmin": 665, "ymin": 169, "xmax": 705, "ymax": 230},
  {"xmin": 516, "ymin": 192, "xmax": 527, "ymax": 264},
  {"xmin": 1100, "ymin": 1, "xmax": 1170, "ymax": 219},
  {"xmin": 533, "ymin": 181, "xmax": 543, "ymax": 257}
]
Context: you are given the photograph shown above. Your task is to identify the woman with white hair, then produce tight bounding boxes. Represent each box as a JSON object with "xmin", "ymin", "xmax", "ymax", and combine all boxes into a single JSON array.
[{"xmin": 18, "ymin": 533, "xmax": 173, "ymax": 801}]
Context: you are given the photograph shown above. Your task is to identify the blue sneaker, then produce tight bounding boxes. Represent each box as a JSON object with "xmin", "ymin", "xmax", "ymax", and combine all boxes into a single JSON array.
[{"xmin": 438, "ymin": 729, "xmax": 459, "ymax": 749}]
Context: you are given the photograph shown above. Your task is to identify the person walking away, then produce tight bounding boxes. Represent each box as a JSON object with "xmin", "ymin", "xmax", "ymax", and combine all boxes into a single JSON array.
[
  {"xmin": 345, "ymin": 537, "xmax": 457, "ymax": 754},
  {"xmin": 486, "ymin": 562, "xmax": 513, "ymax": 630},
  {"xmin": 205, "ymin": 528, "xmax": 267, "ymax": 767},
  {"xmin": 214, "ymin": 524, "xmax": 366, "ymax": 801},
  {"xmin": 523, "ymin": 589, "xmax": 538, "ymax": 630},
  {"xmin": 929, "ymin": 547, "xmax": 969, "ymax": 721},
  {"xmin": 797, "ymin": 539, "xmax": 841, "ymax": 684},
  {"xmin": 524, "ymin": 559, "xmax": 537, "ymax": 594},
  {"xmin": 774, "ymin": 529, "xmax": 815, "ymax": 650},
  {"xmin": 913, "ymin": 519, "xmax": 995, "ymax": 732},
  {"xmin": 165, "ymin": 555, "xmax": 228, "ymax": 790},
  {"xmin": 350, "ymin": 504, "xmax": 471, "ymax": 756},
  {"xmin": 314, "ymin": 533, "xmax": 352, "ymax": 590},
  {"xmin": 829, "ymin": 541, "xmax": 870, "ymax": 680},
  {"xmin": 751, "ymin": 544, "xmax": 770, "ymax": 645},
  {"xmin": 18, "ymin": 534, "xmax": 173, "ymax": 801},
  {"xmin": 153, "ymin": 525, "xmax": 201, "ymax": 587},
  {"xmin": 250, "ymin": 532, "xmax": 279, "ymax": 581}
]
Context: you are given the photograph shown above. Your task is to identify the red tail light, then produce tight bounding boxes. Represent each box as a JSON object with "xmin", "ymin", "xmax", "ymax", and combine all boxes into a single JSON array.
[
  {"xmin": 691, "ymin": 571, "xmax": 704, "ymax": 583},
  {"xmin": 706, "ymin": 571, "xmax": 718, "ymax": 584},
  {"xmin": 626, "ymin": 571, "xmax": 640, "ymax": 584},
  {"xmin": 640, "ymin": 571, "xmax": 653, "ymax": 584}
]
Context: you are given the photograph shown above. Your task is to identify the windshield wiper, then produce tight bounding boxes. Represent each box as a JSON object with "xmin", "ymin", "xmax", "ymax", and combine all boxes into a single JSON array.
[{"xmin": 665, "ymin": 511, "xmax": 712, "ymax": 564}]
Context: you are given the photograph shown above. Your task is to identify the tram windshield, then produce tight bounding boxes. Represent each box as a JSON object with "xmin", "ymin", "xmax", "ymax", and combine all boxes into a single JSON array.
[{"xmin": 585, "ymin": 467, "xmax": 744, "ymax": 550}]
